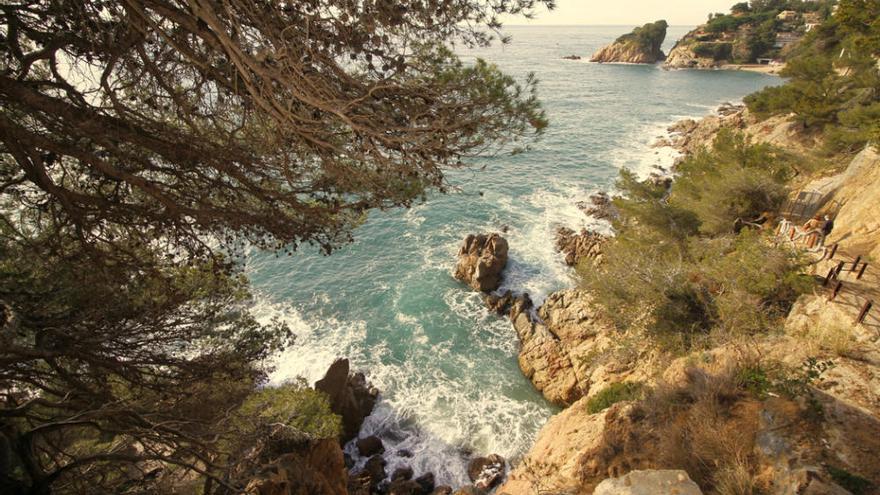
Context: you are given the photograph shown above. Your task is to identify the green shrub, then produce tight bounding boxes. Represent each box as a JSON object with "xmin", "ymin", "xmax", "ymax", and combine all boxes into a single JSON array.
[
  {"xmin": 586, "ymin": 382, "xmax": 644, "ymax": 414},
  {"xmin": 237, "ymin": 381, "xmax": 342, "ymax": 441},
  {"xmin": 693, "ymin": 42, "xmax": 733, "ymax": 60}
]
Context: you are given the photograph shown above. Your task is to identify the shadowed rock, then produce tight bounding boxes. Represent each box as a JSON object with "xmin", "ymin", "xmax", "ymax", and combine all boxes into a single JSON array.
[{"xmin": 314, "ymin": 359, "xmax": 378, "ymax": 442}]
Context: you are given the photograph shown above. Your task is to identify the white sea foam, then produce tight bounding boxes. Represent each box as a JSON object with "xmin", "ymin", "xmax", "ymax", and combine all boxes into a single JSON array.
[{"xmin": 255, "ymin": 292, "xmax": 552, "ymax": 488}]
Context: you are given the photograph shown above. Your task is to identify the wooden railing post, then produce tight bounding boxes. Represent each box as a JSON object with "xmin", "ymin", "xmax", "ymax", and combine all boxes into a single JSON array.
[
  {"xmin": 856, "ymin": 300, "xmax": 873, "ymax": 325},
  {"xmin": 852, "ymin": 255, "xmax": 862, "ymax": 271},
  {"xmin": 828, "ymin": 243, "xmax": 839, "ymax": 260},
  {"xmin": 829, "ymin": 281, "xmax": 844, "ymax": 301},
  {"xmin": 857, "ymin": 263, "xmax": 868, "ymax": 280},
  {"xmin": 824, "ymin": 267, "xmax": 837, "ymax": 287},
  {"xmin": 836, "ymin": 261, "xmax": 846, "ymax": 277}
]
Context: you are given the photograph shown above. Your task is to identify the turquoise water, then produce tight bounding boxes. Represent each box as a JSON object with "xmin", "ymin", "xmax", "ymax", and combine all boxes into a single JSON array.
[{"xmin": 247, "ymin": 26, "xmax": 782, "ymax": 487}]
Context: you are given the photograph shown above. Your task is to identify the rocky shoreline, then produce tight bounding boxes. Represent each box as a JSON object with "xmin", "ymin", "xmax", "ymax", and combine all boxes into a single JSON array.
[{"xmin": 448, "ymin": 101, "xmax": 880, "ymax": 494}]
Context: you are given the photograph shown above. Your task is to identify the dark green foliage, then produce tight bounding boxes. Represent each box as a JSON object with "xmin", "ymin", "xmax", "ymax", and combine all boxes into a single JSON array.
[
  {"xmin": 671, "ymin": 130, "xmax": 794, "ymax": 235},
  {"xmin": 580, "ymin": 134, "xmax": 809, "ymax": 352},
  {"xmin": 745, "ymin": 0, "xmax": 880, "ymax": 150},
  {"xmin": 586, "ymin": 382, "xmax": 644, "ymax": 414},
  {"xmin": 616, "ymin": 20, "xmax": 669, "ymax": 55},
  {"xmin": 692, "ymin": 42, "xmax": 734, "ymax": 60}
]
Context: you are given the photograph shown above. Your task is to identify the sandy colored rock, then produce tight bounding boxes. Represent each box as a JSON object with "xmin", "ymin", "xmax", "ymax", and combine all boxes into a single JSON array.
[
  {"xmin": 498, "ymin": 400, "xmax": 612, "ymax": 495},
  {"xmin": 453, "ymin": 233, "xmax": 509, "ymax": 292},
  {"xmin": 591, "ymin": 21, "xmax": 668, "ymax": 64},
  {"xmin": 593, "ymin": 470, "xmax": 703, "ymax": 495}
]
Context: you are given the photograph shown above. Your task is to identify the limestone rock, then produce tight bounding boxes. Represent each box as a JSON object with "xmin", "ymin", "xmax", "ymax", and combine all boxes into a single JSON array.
[
  {"xmin": 591, "ymin": 21, "xmax": 668, "ymax": 64},
  {"xmin": 467, "ymin": 454, "xmax": 506, "ymax": 491},
  {"xmin": 511, "ymin": 289, "xmax": 616, "ymax": 406},
  {"xmin": 314, "ymin": 359, "xmax": 378, "ymax": 442},
  {"xmin": 593, "ymin": 470, "xmax": 703, "ymax": 495},
  {"xmin": 555, "ymin": 227, "xmax": 605, "ymax": 267},
  {"xmin": 245, "ymin": 439, "xmax": 348, "ymax": 495},
  {"xmin": 453, "ymin": 233, "xmax": 509, "ymax": 292}
]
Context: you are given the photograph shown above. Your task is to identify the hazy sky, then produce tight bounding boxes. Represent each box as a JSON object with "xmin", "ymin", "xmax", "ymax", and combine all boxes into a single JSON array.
[{"xmin": 505, "ymin": 0, "xmax": 738, "ymax": 26}]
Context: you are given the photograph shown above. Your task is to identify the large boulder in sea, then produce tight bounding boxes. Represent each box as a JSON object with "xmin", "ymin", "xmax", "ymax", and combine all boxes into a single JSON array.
[
  {"xmin": 591, "ymin": 20, "xmax": 668, "ymax": 64},
  {"xmin": 314, "ymin": 359, "xmax": 378, "ymax": 442},
  {"xmin": 453, "ymin": 233, "xmax": 509, "ymax": 292}
]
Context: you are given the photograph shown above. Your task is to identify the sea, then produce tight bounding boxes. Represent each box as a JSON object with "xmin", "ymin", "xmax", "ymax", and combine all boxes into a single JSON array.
[{"xmin": 245, "ymin": 25, "xmax": 783, "ymax": 488}]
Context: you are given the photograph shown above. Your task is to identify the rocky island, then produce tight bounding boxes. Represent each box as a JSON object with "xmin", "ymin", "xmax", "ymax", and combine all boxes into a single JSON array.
[
  {"xmin": 590, "ymin": 20, "xmax": 668, "ymax": 64},
  {"xmin": 664, "ymin": 3, "xmax": 830, "ymax": 70}
]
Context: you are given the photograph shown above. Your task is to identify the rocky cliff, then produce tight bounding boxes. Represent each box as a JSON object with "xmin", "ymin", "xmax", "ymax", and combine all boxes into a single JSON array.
[
  {"xmin": 500, "ymin": 103, "xmax": 880, "ymax": 494},
  {"xmin": 590, "ymin": 21, "xmax": 668, "ymax": 64}
]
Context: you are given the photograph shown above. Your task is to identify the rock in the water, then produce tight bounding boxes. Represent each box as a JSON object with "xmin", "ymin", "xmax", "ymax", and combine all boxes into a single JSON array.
[
  {"xmin": 453, "ymin": 233, "xmax": 509, "ymax": 292},
  {"xmin": 593, "ymin": 470, "xmax": 703, "ymax": 495},
  {"xmin": 482, "ymin": 289, "xmax": 516, "ymax": 316},
  {"xmin": 387, "ymin": 479, "xmax": 425, "ymax": 495},
  {"xmin": 562, "ymin": 55, "xmax": 582, "ymax": 60},
  {"xmin": 452, "ymin": 486, "xmax": 484, "ymax": 495},
  {"xmin": 467, "ymin": 454, "xmax": 506, "ymax": 491},
  {"xmin": 356, "ymin": 435, "xmax": 384, "ymax": 457},
  {"xmin": 430, "ymin": 487, "xmax": 453, "ymax": 495},
  {"xmin": 415, "ymin": 473, "xmax": 435, "ymax": 493},
  {"xmin": 591, "ymin": 21, "xmax": 668, "ymax": 64},
  {"xmin": 391, "ymin": 465, "xmax": 414, "ymax": 482},
  {"xmin": 246, "ymin": 439, "xmax": 348, "ymax": 495},
  {"xmin": 363, "ymin": 455, "xmax": 387, "ymax": 488},
  {"xmin": 314, "ymin": 359, "xmax": 379, "ymax": 442},
  {"xmin": 555, "ymin": 227, "xmax": 605, "ymax": 267},
  {"xmin": 576, "ymin": 192, "xmax": 618, "ymax": 221}
]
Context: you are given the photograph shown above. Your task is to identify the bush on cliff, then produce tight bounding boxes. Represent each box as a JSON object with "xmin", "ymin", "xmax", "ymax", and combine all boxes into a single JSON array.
[{"xmin": 579, "ymin": 133, "xmax": 808, "ymax": 352}]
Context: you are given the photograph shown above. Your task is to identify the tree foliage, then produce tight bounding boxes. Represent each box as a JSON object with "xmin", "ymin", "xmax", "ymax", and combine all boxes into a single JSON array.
[
  {"xmin": 745, "ymin": 0, "xmax": 880, "ymax": 151},
  {"xmin": 580, "ymin": 133, "xmax": 808, "ymax": 352},
  {"xmin": 0, "ymin": 0, "xmax": 551, "ymax": 259},
  {"xmin": 0, "ymin": 1, "xmax": 554, "ymax": 493}
]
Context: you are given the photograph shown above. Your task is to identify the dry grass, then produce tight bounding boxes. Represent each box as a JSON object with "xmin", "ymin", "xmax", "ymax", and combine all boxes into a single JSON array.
[
  {"xmin": 646, "ymin": 367, "xmax": 767, "ymax": 494},
  {"xmin": 794, "ymin": 321, "xmax": 856, "ymax": 357}
]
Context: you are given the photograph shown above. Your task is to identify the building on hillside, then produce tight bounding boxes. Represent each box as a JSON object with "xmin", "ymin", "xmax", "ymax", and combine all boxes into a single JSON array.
[
  {"xmin": 775, "ymin": 32, "xmax": 802, "ymax": 49},
  {"xmin": 777, "ymin": 10, "xmax": 799, "ymax": 22}
]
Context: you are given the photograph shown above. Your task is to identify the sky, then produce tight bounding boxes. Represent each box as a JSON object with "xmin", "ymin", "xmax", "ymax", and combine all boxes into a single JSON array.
[{"xmin": 504, "ymin": 0, "xmax": 739, "ymax": 26}]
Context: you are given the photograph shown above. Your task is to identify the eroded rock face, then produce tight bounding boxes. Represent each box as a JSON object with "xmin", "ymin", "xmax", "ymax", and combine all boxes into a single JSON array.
[
  {"xmin": 314, "ymin": 359, "xmax": 378, "ymax": 442},
  {"xmin": 510, "ymin": 290, "xmax": 617, "ymax": 406},
  {"xmin": 453, "ymin": 233, "xmax": 509, "ymax": 292},
  {"xmin": 594, "ymin": 470, "xmax": 703, "ymax": 495},
  {"xmin": 246, "ymin": 439, "xmax": 348, "ymax": 495},
  {"xmin": 555, "ymin": 227, "xmax": 605, "ymax": 267},
  {"xmin": 591, "ymin": 21, "xmax": 668, "ymax": 64}
]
